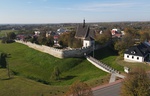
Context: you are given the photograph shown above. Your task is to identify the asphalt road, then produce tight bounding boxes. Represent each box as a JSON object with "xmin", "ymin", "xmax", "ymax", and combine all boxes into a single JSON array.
[{"xmin": 92, "ymin": 80, "xmax": 122, "ymax": 96}]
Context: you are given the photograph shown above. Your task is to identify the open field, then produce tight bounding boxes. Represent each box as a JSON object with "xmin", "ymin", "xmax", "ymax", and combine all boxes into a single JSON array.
[{"xmin": 0, "ymin": 30, "xmax": 19, "ymax": 37}]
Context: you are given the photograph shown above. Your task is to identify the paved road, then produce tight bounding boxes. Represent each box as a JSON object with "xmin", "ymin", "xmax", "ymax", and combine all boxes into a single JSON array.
[{"xmin": 92, "ymin": 80, "xmax": 123, "ymax": 96}]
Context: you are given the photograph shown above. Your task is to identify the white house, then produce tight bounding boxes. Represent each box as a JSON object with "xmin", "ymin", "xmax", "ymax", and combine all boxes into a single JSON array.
[{"xmin": 124, "ymin": 42, "xmax": 150, "ymax": 62}]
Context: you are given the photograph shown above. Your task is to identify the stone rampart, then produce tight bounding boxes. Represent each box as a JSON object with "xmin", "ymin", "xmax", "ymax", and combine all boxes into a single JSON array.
[{"xmin": 15, "ymin": 40, "xmax": 93, "ymax": 58}]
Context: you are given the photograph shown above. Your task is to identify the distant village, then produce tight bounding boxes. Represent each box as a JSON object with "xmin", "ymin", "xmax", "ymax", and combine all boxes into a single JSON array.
[{"xmin": 1, "ymin": 21, "xmax": 150, "ymax": 62}]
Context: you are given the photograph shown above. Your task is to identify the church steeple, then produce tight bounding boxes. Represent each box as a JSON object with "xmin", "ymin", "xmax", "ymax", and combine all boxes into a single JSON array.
[{"xmin": 83, "ymin": 19, "xmax": 85, "ymax": 27}]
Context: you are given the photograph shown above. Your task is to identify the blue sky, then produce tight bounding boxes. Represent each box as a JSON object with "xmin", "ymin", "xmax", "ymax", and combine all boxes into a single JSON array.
[{"xmin": 0, "ymin": 0, "xmax": 150, "ymax": 24}]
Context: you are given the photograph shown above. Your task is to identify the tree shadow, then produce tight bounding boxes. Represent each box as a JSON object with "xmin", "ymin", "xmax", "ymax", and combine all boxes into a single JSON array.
[
  {"xmin": 60, "ymin": 76, "xmax": 76, "ymax": 80},
  {"xmin": 1, "ymin": 77, "xmax": 14, "ymax": 80},
  {"xmin": 90, "ymin": 45, "xmax": 118, "ymax": 60}
]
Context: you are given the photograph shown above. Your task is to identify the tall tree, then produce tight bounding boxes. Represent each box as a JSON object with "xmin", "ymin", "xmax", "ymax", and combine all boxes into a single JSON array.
[
  {"xmin": 65, "ymin": 81, "xmax": 93, "ymax": 96},
  {"xmin": 121, "ymin": 67, "xmax": 150, "ymax": 96},
  {"xmin": 114, "ymin": 33, "xmax": 134, "ymax": 55},
  {"xmin": 96, "ymin": 30, "xmax": 112, "ymax": 45},
  {"xmin": 0, "ymin": 53, "xmax": 7, "ymax": 68}
]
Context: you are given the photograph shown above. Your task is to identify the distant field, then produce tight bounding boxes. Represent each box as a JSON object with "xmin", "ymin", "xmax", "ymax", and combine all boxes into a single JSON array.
[{"xmin": 0, "ymin": 30, "xmax": 19, "ymax": 37}]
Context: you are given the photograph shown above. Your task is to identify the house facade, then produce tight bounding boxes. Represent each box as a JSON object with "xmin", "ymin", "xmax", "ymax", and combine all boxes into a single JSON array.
[
  {"xmin": 124, "ymin": 42, "xmax": 150, "ymax": 62},
  {"xmin": 75, "ymin": 19, "xmax": 95, "ymax": 48}
]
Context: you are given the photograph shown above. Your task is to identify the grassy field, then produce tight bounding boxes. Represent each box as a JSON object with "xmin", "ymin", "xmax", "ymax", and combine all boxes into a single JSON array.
[
  {"xmin": 0, "ymin": 42, "xmax": 108, "ymax": 85},
  {"xmin": 0, "ymin": 69, "xmax": 67, "ymax": 96},
  {"xmin": 0, "ymin": 30, "xmax": 19, "ymax": 37}
]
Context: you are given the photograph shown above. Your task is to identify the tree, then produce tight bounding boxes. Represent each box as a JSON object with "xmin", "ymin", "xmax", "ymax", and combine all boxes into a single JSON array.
[
  {"xmin": 139, "ymin": 31, "xmax": 150, "ymax": 42},
  {"xmin": 46, "ymin": 36, "xmax": 54, "ymax": 47},
  {"xmin": 7, "ymin": 32, "xmax": 16, "ymax": 39},
  {"xmin": 96, "ymin": 30, "xmax": 112, "ymax": 45},
  {"xmin": 121, "ymin": 67, "xmax": 150, "ymax": 96},
  {"xmin": 0, "ymin": 53, "xmax": 7, "ymax": 68},
  {"xmin": 51, "ymin": 67, "xmax": 61, "ymax": 80},
  {"xmin": 65, "ymin": 81, "xmax": 93, "ymax": 96},
  {"xmin": 114, "ymin": 33, "xmax": 134, "ymax": 55},
  {"xmin": 0, "ymin": 53, "xmax": 11, "ymax": 78}
]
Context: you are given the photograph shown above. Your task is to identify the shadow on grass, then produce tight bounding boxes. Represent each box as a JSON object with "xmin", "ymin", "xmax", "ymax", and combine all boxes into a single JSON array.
[
  {"xmin": 61, "ymin": 76, "xmax": 76, "ymax": 80},
  {"xmin": 90, "ymin": 45, "xmax": 118, "ymax": 60}
]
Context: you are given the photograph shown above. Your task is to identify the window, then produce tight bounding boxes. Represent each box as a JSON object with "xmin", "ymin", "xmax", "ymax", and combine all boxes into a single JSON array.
[
  {"xmin": 132, "ymin": 56, "xmax": 134, "ymax": 59},
  {"xmin": 137, "ymin": 57, "xmax": 139, "ymax": 60},
  {"xmin": 127, "ymin": 55, "xmax": 129, "ymax": 58}
]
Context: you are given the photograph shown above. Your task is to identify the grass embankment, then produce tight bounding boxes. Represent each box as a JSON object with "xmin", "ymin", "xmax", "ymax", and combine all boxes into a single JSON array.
[
  {"xmin": 0, "ymin": 69, "xmax": 67, "ymax": 96},
  {"xmin": 94, "ymin": 46, "xmax": 124, "ymax": 72},
  {"xmin": 0, "ymin": 42, "xmax": 108, "ymax": 85}
]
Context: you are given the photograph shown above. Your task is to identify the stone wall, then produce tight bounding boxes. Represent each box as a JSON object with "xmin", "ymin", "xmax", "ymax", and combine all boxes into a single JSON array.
[{"xmin": 15, "ymin": 40, "xmax": 93, "ymax": 58}]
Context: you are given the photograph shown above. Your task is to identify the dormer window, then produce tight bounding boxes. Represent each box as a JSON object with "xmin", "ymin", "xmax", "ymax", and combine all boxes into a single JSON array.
[{"xmin": 131, "ymin": 51, "xmax": 136, "ymax": 54}]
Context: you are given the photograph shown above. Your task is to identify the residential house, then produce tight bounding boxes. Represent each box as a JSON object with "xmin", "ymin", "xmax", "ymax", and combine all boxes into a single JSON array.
[
  {"xmin": 111, "ymin": 28, "xmax": 122, "ymax": 38},
  {"xmin": 124, "ymin": 41, "xmax": 150, "ymax": 62},
  {"xmin": 75, "ymin": 19, "xmax": 95, "ymax": 48}
]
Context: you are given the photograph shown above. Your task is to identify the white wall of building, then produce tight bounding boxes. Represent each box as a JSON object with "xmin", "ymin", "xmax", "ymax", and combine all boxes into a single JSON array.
[
  {"xmin": 124, "ymin": 54, "xmax": 144, "ymax": 62},
  {"xmin": 83, "ymin": 40, "xmax": 91, "ymax": 47}
]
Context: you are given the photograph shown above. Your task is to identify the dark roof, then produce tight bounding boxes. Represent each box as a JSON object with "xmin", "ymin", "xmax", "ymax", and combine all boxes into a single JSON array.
[
  {"xmin": 84, "ymin": 36, "xmax": 94, "ymax": 41},
  {"xmin": 75, "ymin": 25, "xmax": 95, "ymax": 40},
  {"xmin": 125, "ymin": 43, "xmax": 150, "ymax": 56}
]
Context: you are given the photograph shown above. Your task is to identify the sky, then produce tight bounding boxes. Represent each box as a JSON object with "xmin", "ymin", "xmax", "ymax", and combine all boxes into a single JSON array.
[{"xmin": 0, "ymin": 0, "xmax": 150, "ymax": 24}]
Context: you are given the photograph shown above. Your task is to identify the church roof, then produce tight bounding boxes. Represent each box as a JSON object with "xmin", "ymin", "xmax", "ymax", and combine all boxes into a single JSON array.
[{"xmin": 75, "ymin": 20, "xmax": 95, "ymax": 40}]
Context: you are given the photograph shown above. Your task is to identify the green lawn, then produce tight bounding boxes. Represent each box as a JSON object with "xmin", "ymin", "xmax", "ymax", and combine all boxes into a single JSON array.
[{"xmin": 0, "ymin": 69, "xmax": 67, "ymax": 96}]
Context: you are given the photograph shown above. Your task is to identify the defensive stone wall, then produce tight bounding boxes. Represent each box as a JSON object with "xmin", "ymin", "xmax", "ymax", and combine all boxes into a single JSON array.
[{"xmin": 15, "ymin": 40, "xmax": 93, "ymax": 58}]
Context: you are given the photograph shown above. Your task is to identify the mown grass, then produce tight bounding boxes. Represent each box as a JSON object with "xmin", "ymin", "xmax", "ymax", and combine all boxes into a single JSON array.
[
  {"xmin": 0, "ymin": 42, "xmax": 108, "ymax": 86},
  {"xmin": 0, "ymin": 69, "xmax": 67, "ymax": 96}
]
